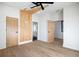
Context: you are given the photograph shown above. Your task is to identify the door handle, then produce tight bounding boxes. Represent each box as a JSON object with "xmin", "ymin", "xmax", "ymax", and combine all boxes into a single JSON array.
[
  {"xmin": 48, "ymin": 31, "xmax": 50, "ymax": 33},
  {"xmin": 16, "ymin": 31, "xmax": 18, "ymax": 33}
]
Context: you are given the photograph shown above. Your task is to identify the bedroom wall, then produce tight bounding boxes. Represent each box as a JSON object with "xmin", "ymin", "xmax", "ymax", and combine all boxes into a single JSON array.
[
  {"xmin": 63, "ymin": 4, "xmax": 79, "ymax": 51},
  {"xmin": 0, "ymin": 4, "xmax": 19, "ymax": 49}
]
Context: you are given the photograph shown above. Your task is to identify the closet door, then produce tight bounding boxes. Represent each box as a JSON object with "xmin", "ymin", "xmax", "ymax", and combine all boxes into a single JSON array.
[{"xmin": 6, "ymin": 16, "xmax": 18, "ymax": 47}]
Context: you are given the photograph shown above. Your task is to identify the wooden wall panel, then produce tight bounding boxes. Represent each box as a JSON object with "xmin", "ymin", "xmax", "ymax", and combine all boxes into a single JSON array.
[
  {"xmin": 20, "ymin": 9, "xmax": 32, "ymax": 42},
  {"xmin": 31, "ymin": 5, "xmax": 48, "ymax": 14}
]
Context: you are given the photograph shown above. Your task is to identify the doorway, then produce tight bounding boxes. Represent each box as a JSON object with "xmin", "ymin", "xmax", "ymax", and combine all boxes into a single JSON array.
[
  {"xmin": 54, "ymin": 20, "xmax": 63, "ymax": 46},
  {"xmin": 54, "ymin": 20, "xmax": 63, "ymax": 39},
  {"xmin": 6, "ymin": 16, "xmax": 18, "ymax": 47},
  {"xmin": 33, "ymin": 22, "xmax": 38, "ymax": 41}
]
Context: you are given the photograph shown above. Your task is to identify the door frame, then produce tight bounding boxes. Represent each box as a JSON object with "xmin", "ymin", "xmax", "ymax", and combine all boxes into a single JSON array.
[
  {"xmin": 32, "ymin": 21, "xmax": 38, "ymax": 41},
  {"xmin": 6, "ymin": 16, "xmax": 18, "ymax": 47}
]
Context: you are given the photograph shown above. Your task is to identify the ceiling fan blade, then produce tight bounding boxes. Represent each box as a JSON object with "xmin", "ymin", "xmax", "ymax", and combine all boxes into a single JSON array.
[
  {"xmin": 32, "ymin": 2, "xmax": 37, "ymax": 5},
  {"xmin": 31, "ymin": 6, "xmax": 41, "ymax": 9},
  {"xmin": 37, "ymin": 2, "xmax": 54, "ymax": 4},
  {"xmin": 32, "ymin": 2, "xmax": 40, "ymax": 6},
  {"xmin": 40, "ymin": 3, "xmax": 44, "ymax": 10}
]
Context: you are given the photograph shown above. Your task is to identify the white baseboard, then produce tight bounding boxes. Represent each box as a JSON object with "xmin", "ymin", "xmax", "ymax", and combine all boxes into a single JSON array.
[
  {"xmin": 38, "ymin": 39, "xmax": 47, "ymax": 42},
  {"xmin": 0, "ymin": 47, "xmax": 6, "ymax": 50},
  {"xmin": 19, "ymin": 40, "xmax": 32, "ymax": 45},
  {"xmin": 0, "ymin": 40, "xmax": 32, "ymax": 50},
  {"xmin": 63, "ymin": 45, "xmax": 79, "ymax": 52}
]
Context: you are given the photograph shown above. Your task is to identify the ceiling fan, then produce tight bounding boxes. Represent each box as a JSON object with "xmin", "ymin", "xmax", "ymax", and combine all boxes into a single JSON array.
[{"xmin": 31, "ymin": 2, "xmax": 54, "ymax": 10}]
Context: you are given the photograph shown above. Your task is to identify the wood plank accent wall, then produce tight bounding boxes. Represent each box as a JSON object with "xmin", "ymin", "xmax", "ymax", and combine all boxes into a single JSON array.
[
  {"xmin": 31, "ymin": 5, "xmax": 48, "ymax": 14},
  {"xmin": 31, "ymin": 6, "xmax": 42, "ymax": 14},
  {"xmin": 20, "ymin": 9, "xmax": 32, "ymax": 42}
]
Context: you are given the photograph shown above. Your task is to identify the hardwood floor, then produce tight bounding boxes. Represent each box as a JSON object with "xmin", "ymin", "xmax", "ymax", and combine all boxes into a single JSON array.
[{"xmin": 0, "ymin": 39, "xmax": 79, "ymax": 57}]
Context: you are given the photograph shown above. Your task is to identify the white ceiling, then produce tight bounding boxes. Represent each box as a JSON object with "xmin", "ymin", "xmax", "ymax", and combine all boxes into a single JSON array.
[
  {"xmin": 1, "ymin": 2, "xmax": 35, "ymax": 9},
  {"xmin": 43, "ymin": 2, "xmax": 79, "ymax": 14},
  {"xmin": 1, "ymin": 2, "xmax": 79, "ymax": 13}
]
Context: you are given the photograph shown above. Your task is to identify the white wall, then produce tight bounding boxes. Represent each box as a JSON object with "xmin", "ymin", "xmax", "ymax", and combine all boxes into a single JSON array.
[
  {"xmin": 63, "ymin": 4, "xmax": 79, "ymax": 51},
  {"xmin": 50, "ymin": 9, "xmax": 63, "ymax": 21},
  {"xmin": 0, "ymin": 4, "xmax": 19, "ymax": 49},
  {"xmin": 54, "ymin": 21, "xmax": 63, "ymax": 39},
  {"xmin": 38, "ymin": 14, "xmax": 48, "ymax": 42},
  {"xmin": 0, "ymin": 4, "xmax": 6, "ymax": 49}
]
